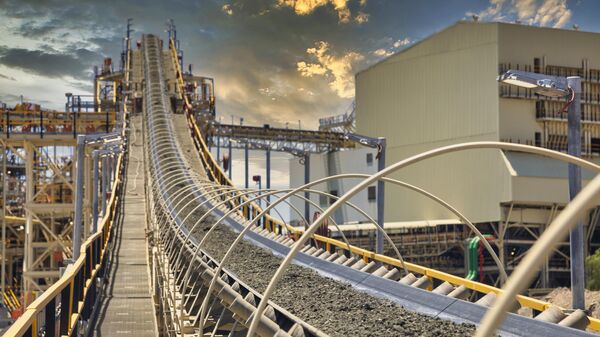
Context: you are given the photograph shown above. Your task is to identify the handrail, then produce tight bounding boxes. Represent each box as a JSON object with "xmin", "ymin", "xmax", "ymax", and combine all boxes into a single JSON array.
[
  {"xmin": 169, "ymin": 36, "xmax": 600, "ymax": 332},
  {"xmin": 169, "ymin": 38, "xmax": 293, "ymax": 235},
  {"xmin": 4, "ymin": 154, "xmax": 124, "ymax": 336},
  {"xmin": 4, "ymin": 103, "xmax": 128, "ymax": 337}
]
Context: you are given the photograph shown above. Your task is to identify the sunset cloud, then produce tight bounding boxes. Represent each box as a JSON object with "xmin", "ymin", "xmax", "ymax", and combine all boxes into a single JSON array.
[
  {"xmin": 297, "ymin": 41, "xmax": 363, "ymax": 98},
  {"xmin": 222, "ymin": 4, "xmax": 234, "ymax": 16},
  {"xmin": 372, "ymin": 48, "xmax": 392, "ymax": 57},
  {"xmin": 276, "ymin": 0, "xmax": 366, "ymax": 24},
  {"xmin": 393, "ymin": 38, "xmax": 411, "ymax": 48},
  {"xmin": 466, "ymin": 0, "xmax": 572, "ymax": 28},
  {"xmin": 355, "ymin": 11, "xmax": 369, "ymax": 24}
]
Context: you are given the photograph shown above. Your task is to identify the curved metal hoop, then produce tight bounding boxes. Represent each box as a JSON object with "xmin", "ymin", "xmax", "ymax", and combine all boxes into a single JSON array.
[
  {"xmin": 245, "ymin": 141, "xmax": 600, "ymax": 337},
  {"xmin": 476, "ymin": 176, "xmax": 600, "ymax": 333},
  {"xmin": 192, "ymin": 176, "xmax": 480, "ymax": 331}
]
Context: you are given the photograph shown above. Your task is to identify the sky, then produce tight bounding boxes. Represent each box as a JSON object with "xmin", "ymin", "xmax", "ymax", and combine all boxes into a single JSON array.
[
  {"xmin": 2, "ymin": 0, "xmax": 600, "ymax": 128},
  {"xmin": 1, "ymin": 0, "xmax": 600, "ymax": 217}
]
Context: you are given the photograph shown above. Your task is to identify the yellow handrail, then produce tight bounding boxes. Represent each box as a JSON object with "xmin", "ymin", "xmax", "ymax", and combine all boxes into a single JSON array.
[
  {"xmin": 4, "ymin": 109, "xmax": 128, "ymax": 337},
  {"xmin": 168, "ymin": 37, "xmax": 600, "ymax": 331}
]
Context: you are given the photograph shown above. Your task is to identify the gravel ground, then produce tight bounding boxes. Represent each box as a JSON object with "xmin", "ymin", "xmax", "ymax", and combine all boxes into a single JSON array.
[
  {"xmin": 160, "ymin": 118, "xmax": 476, "ymax": 337},
  {"xmin": 142, "ymin": 47, "xmax": 477, "ymax": 334}
]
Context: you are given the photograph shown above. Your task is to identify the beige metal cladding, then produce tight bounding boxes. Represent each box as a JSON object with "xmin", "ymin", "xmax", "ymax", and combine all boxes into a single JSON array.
[{"xmin": 355, "ymin": 21, "xmax": 505, "ymax": 223}]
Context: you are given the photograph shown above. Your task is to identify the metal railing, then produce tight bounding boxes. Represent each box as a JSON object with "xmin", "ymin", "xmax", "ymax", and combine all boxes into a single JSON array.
[
  {"xmin": 176, "ymin": 41, "xmax": 600, "ymax": 332},
  {"xmin": 2, "ymin": 150, "xmax": 124, "ymax": 336},
  {"xmin": 0, "ymin": 109, "xmax": 116, "ymax": 138}
]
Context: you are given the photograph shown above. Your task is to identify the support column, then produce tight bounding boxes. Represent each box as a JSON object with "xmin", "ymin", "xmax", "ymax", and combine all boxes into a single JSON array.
[
  {"xmin": 375, "ymin": 139, "xmax": 386, "ymax": 255},
  {"xmin": 73, "ymin": 135, "xmax": 85, "ymax": 260},
  {"xmin": 216, "ymin": 136, "xmax": 220, "ymax": 164},
  {"xmin": 245, "ymin": 142, "xmax": 249, "ymax": 189},
  {"xmin": 567, "ymin": 76, "xmax": 585, "ymax": 310},
  {"xmin": 266, "ymin": 148, "xmax": 271, "ymax": 208},
  {"xmin": 92, "ymin": 152, "xmax": 100, "ymax": 233},
  {"xmin": 228, "ymin": 139, "xmax": 232, "ymax": 180},
  {"xmin": 498, "ymin": 221, "xmax": 505, "ymax": 285},
  {"xmin": 304, "ymin": 153, "xmax": 310, "ymax": 227},
  {"xmin": 101, "ymin": 156, "xmax": 109, "ymax": 216},
  {"xmin": 23, "ymin": 141, "xmax": 34, "ymax": 304},
  {"xmin": 1, "ymin": 144, "xmax": 6, "ymax": 295},
  {"xmin": 84, "ymin": 146, "xmax": 92, "ymax": 239}
]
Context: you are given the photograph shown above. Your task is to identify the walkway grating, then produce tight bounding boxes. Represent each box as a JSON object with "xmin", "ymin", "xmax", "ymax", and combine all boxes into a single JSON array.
[{"xmin": 95, "ymin": 116, "xmax": 157, "ymax": 336}]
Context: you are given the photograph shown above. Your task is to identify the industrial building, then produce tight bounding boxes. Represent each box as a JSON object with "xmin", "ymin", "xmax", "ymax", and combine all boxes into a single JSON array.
[
  {"xmin": 291, "ymin": 21, "xmax": 600, "ymax": 286},
  {"xmin": 7, "ymin": 18, "xmax": 600, "ymax": 337}
]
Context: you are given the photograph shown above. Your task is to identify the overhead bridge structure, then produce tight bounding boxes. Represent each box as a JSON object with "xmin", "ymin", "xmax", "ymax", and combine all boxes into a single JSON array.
[{"xmin": 5, "ymin": 28, "xmax": 600, "ymax": 337}]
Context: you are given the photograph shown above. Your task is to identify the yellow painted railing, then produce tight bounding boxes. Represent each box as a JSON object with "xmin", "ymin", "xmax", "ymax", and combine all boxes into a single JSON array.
[
  {"xmin": 169, "ymin": 38, "xmax": 600, "ymax": 331},
  {"xmin": 4, "ymin": 155, "xmax": 124, "ymax": 336},
  {"xmin": 0, "ymin": 110, "xmax": 116, "ymax": 135},
  {"xmin": 4, "ymin": 103, "xmax": 127, "ymax": 336}
]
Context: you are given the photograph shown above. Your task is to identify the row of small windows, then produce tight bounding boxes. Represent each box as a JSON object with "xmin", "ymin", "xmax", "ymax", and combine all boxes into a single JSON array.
[{"xmin": 534, "ymin": 132, "xmax": 600, "ymax": 155}]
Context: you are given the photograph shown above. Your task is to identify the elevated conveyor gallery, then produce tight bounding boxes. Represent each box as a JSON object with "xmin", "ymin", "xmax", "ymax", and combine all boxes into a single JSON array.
[{"xmin": 5, "ymin": 28, "xmax": 600, "ymax": 337}]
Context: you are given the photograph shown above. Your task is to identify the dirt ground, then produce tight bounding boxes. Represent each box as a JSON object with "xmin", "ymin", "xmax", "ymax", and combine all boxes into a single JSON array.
[
  {"xmin": 543, "ymin": 287, "xmax": 600, "ymax": 319},
  {"xmin": 161, "ymin": 118, "xmax": 477, "ymax": 336}
]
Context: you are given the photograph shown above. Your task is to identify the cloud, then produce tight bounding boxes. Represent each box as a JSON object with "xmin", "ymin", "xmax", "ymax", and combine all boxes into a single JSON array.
[
  {"xmin": 0, "ymin": 73, "xmax": 16, "ymax": 81},
  {"xmin": 393, "ymin": 38, "xmax": 411, "ymax": 48},
  {"xmin": 275, "ymin": 0, "xmax": 366, "ymax": 24},
  {"xmin": 222, "ymin": 4, "xmax": 234, "ymax": 16},
  {"xmin": 297, "ymin": 61, "xmax": 328, "ymax": 76},
  {"xmin": 513, "ymin": 0, "xmax": 536, "ymax": 20},
  {"xmin": 466, "ymin": 0, "xmax": 572, "ymax": 28},
  {"xmin": 0, "ymin": 0, "xmax": 364, "ymax": 130},
  {"xmin": 372, "ymin": 48, "xmax": 392, "ymax": 57},
  {"xmin": 468, "ymin": 0, "xmax": 506, "ymax": 20},
  {"xmin": 297, "ymin": 41, "xmax": 363, "ymax": 98},
  {"xmin": 533, "ymin": 0, "xmax": 572, "ymax": 28},
  {"xmin": 0, "ymin": 45, "xmax": 98, "ymax": 80},
  {"xmin": 354, "ymin": 11, "xmax": 369, "ymax": 24},
  {"xmin": 368, "ymin": 37, "xmax": 411, "ymax": 60},
  {"xmin": 17, "ymin": 19, "xmax": 62, "ymax": 38}
]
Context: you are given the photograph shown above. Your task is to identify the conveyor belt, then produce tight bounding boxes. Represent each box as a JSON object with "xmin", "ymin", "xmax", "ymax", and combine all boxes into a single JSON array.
[
  {"xmin": 142, "ymin": 33, "xmax": 327, "ymax": 337},
  {"xmin": 145, "ymin": 31, "xmax": 596, "ymax": 337}
]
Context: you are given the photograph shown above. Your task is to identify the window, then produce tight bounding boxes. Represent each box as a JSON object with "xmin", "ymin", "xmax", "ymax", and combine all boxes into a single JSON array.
[
  {"xmin": 367, "ymin": 186, "xmax": 376, "ymax": 202},
  {"xmin": 329, "ymin": 190, "xmax": 338, "ymax": 205},
  {"xmin": 592, "ymin": 138, "xmax": 600, "ymax": 155},
  {"xmin": 534, "ymin": 57, "xmax": 541, "ymax": 73},
  {"xmin": 535, "ymin": 101, "xmax": 545, "ymax": 118},
  {"xmin": 366, "ymin": 153, "xmax": 373, "ymax": 166},
  {"xmin": 534, "ymin": 132, "xmax": 541, "ymax": 147}
]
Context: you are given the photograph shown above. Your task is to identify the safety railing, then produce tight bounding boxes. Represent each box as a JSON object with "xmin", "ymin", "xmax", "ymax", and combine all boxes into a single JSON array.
[
  {"xmin": 4, "ymin": 129, "xmax": 125, "ymax": 337},
  {"xmin": 189, "ymin": 108, "xmax": 600, "ymax": 330},
  {"xmin": 171, "ymin": 39, "xmax": 600, "ymax": 332},
  {"xmin": 170, "ymin": 38, "xmax": 291, "ymax": 234},
  {"xmin": 0, "ymin": 109, "xmax": 116, "ymax": 138}
]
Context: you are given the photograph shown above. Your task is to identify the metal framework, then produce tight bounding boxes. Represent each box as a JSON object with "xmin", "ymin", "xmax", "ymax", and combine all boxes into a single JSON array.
[
  {"xmin": 208, "ymin": 123, "xmax": 354, "ymax": 153},
  {"xmin": 8, "ymin": 22, "xmax": 600, "ymax": 337}
]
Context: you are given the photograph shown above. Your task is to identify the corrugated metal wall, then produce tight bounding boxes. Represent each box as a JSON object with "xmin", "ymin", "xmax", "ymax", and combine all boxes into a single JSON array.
[{"xmin": 355, "ymin": 22, "xmax": 511, "ymax": 223}]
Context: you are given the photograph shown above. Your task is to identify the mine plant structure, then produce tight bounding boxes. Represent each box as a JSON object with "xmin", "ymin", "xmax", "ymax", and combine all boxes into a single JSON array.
[{"xmin": 1, "ymin": 19, "xmax": 600, "ymax": 337}]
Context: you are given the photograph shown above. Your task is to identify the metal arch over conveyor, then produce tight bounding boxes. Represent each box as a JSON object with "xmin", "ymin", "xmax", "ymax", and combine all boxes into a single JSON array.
[
  {"xmin": 141, "ymin": 32, "xmax": 596, "ymax": 337},
  {"xmin": 5, "ymin": 28, "xmax": 600, "ymax": 337}
]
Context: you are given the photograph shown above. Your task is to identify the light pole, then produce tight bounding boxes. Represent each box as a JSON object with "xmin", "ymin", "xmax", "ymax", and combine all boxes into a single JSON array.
[
  {"xmin": 280, "ymin": 146, "xmax": 311, "ymax": 229},
  {"xmin": 253, "ymin": 175, "xmax": 261, "ymax": 210},
  {"xmin": 345, "ymin": 133, "xmax": 387, "ymax": 255},
  {"xmin": 498, "ymin": 69, "xmax": 584, "ymax": 310}
]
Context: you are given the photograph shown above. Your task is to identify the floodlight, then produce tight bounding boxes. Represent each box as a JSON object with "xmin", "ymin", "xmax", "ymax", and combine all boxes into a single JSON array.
[{"xmin": 497, "ymin": 69, "xmax": 570, "ymax": 97}]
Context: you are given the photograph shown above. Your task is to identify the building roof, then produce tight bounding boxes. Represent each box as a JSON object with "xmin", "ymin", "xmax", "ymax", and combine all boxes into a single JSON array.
[{"xmin": 356, "ymin": 20, "xmax": 600, "ymax": 76}]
